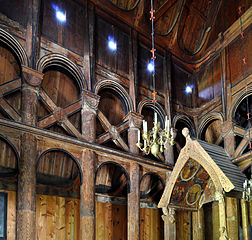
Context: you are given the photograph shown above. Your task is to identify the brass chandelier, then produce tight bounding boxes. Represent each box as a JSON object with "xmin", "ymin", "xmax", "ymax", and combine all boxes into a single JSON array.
[{"xmin": 136, "ymin": 0, "xmax": 175, "ymax": 158}]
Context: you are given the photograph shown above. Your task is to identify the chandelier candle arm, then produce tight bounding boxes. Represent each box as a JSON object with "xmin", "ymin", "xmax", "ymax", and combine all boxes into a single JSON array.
[{"xmin": 136, "ymin": 0, "xmax": 175, "ymax": 158}]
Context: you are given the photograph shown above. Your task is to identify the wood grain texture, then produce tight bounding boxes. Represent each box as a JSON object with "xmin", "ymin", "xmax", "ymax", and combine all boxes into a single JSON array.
[
  {"xmin": 95, "ymin": 202, "xmax": 127, "ymax": 240},
  {"xmin": 6, "ymin": 191, "xmax": 16, "ymax": 240},
  {"xmin": 140, "ymin": 208, "xmax": 164, "ymax": 240},
  {"xmin": 36, "ymin": 195, "xmax": 80, "ymax": 240}
]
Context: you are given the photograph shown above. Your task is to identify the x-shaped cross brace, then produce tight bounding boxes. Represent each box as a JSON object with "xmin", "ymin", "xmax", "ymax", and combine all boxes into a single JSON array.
[
  {"xmin": 0, "ymin": 78, "xmax": 22, "ymax": 121},
  {"xmin": 38, "ymin": 89, "xmax": 82, "ymax": 139},
  {"xmin": 96, "ymin": 109, "xmax": 129, "ymax": 152}
]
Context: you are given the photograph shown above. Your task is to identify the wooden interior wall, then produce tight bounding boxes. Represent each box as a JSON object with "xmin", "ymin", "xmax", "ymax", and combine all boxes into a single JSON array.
[
  {"xmin": 0, "ymin": 45, "xmax": 21, "ymax": 119},
  {"xmin": 140, "ymin": 208, "xmax": 164, "ymax": 240},
  {"xmin": 175, "ymin": 210, "xmax": 191, "ymax": 240},
  {"xmin": 36, "ymin": 194, "xmax": 80, "ymax": 240},
  {"xmin": 95, "ymin": 202, "xmax": 127, "ymax": 240}
]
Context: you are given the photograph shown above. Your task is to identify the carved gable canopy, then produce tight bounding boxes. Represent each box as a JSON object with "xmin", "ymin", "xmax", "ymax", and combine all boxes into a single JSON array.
[{"xmin": 158, "ymin": 128, "xmax": 247, "ymax": 210}]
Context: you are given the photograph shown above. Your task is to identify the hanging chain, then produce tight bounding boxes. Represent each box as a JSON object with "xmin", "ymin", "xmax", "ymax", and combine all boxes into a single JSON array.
[{"xmin": 150, "ymin": 0, "xmax": 157, "ymax": 105}]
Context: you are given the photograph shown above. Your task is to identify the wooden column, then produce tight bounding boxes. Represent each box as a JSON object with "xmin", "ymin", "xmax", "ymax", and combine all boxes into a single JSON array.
[
  {"xmin": 83, "ymin": 1, "xmax": 95, "ymax": 90},
  {"xmin": 226, "ymin": 197, "xmax": 238, "ymax": 240},
  {"xmin": 192, "ymin": 208, "xmax": 204, "ymax": 240},
  {"xmin": 80, "ymin": 90, "xmax": 100, "ymax": 240},
  {"xmin": 129, "ymin": 29, "xmax": 138, "ymax": 111},
  {"xmin": 25, "ymin": 0, "xmax": 42, "ymax": 68},
  {"xmin": 216, "ymin": 192, "xmax": 228, "ymax": 240},
  {"xmin": 124, "ymin": 111, "xmax": 143, "ymax": 154},
  {"xmin": 241, "ymin": 199, "xmax": 249, "ymax": 240},
  {"xmin": 128, "ymin": 162, "xmax": 140, "ymax": 240},
  {"xmin": 162, "ymin": 207, "xmax": 176, "ymax": 240},
  {"xmin": 249, "ymin": 200, "xmax": 252, "ymax": 226},
  {"xmin": 17, "ymin": 67, "xmax": 43, "ymax": 240},
  {"xmin": 221, "ymin": 120, "xmax": 235, "ymax": 157}
]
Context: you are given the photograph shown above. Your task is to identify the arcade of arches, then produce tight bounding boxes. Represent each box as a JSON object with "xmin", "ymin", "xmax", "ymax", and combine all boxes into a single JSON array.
[{"xmin": 0, "ymin": 1, "xmax": 251, "ymax": 240}]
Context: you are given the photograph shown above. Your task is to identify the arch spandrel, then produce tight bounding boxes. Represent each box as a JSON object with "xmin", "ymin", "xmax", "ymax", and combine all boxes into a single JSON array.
[{"xmin": 158, "ymin": 131, "xmax": 235, "ymax": 209}]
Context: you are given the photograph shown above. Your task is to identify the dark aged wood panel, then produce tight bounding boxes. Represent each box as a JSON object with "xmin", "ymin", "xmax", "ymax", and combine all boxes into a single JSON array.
[
  {"xmin": 196, "ymin": 55, "xmax": 222, "ymax": 107},
  {"xmin": 95, "ymin": 202, "xmax": 127, "ymax": 240},
  {"xmin": 37, "ymin": 150, "xmax": 79, "ymax": 180},
  {"xmin": 171, "ymin": 62, "xmax": 193, "ymax": 107},
  {"xmin": 140, "ymin": 208, "xmax": 164, "ymax": 240},
  {"xmin": 227, "ymin": 25, "xmax": 252, "ymax": 86},
  {"xmin": 155, "ymin": 0, "xmax": 184, "ymax": 35},
  {"xmin": 108, "ymin": 0, "xmax": 139, "ymax": 10},
  {"xmin": 137, "ymin": 45, "xmax": 164, "ymax": 95},
  {"xmin": 0, "ymin": 46, "xmax": 21, "ymax": 118},
  {"xmin": 177, "ymin": 0, "xmax": 221, "ymax": 55},
  {"xmin": 95, "ymin": 16, "xmax": 129, "ymax": 77},
  {"xmin": 207, "ymin": 0, "xmax": 251, "ymax": 50},
  {"xmin": 0, "ymin": 0, "xmax": 29, "ymax": 27},
  {"xmin": 0, "ymin": 46, "xmax": 20, "ymax": 84},
  {"xmin": 95, "ymin": 163, "xmax": 128, "ymax": 197},
  {"xmin": 97, "ymin": 90, "xmax": 126, "ymax": 137},
  {"xmin": 42, "ymin": 0, "xmax": 85, "ymax": 55},
  {"xmin": 0, "ymin": 138, "xmax": 17, "ymax": 170},
  {"xmin": 36, "ymin": 194, "xmax": 80, "ymax": 240},
  {"xmin": 202, "ymin": 119, "xmax": 222, "ymax": 145}
]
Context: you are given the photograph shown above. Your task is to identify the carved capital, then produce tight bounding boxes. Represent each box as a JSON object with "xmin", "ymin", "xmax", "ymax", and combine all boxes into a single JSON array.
[
  {"xmin": 162, "ymin": 207, "xmax": 176, "ymax": 224},
  {"xmin": 82, "ymin": 89, "xmax": 100, "ymax": 113},
  {"xmin": 220, "ymin": 120, "xmax": 234, "ymax": 137},
  {"xmin": 123, "ymin": 111, "xmax": 143, "ymax": 129},
  {"xmin": 22, "ymin": 66, "xmax": 43, "ymax": 87},
  {"xmin": 215, "ymin": 191, "xmax": 225, "ymax": 203}
]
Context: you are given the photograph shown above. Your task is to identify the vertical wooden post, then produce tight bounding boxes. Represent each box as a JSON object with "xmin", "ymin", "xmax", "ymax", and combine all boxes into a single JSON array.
[
  {"xmin": 216, "ymin": 192, "xmax": 228, "ymax": 240},
  {"xmin": 83, "ymin": 2, "xmax": 95, "ymax": 91},
  {"xmin": 124, "ymin": 112, "xmax": 142, "ymax": 240},
  {"xmin": 241, "ymin": 199, "xmax": 249, "ymax": 240},
  {"xmin": 192, "ymin": 208, "xmax": 204, "ymax": 240},
  {"xmin": 25, "ymin": 0, "xmax": 42, "ymax": 68},
  {"xmin": 221, "ymin": 121, "xmax": 235, "ymax": 157},
  {"xmin": 249, "ymin": 200, "xmax": 252, "ymax": 226},
  {"xmin": 226, "ymin": 197, "xmax": 238, "ymax": 240},
  {"xmin": 129, "ymin": 29, "xmax": 138, "ymax": 111},
  {"xmin": 80, "ymin": 90, "xmax": 100, "ymax": 240},
  {"xmin": 162, "ymin": 207, "xmax": 176, "ymax": 240},
  {"xmin": 17, "ymin": 67, "xmax": 43, "ymax": 240},
  {"xmin": 128, "ymin": 162, "xmax": 140, "ymax": 240}
]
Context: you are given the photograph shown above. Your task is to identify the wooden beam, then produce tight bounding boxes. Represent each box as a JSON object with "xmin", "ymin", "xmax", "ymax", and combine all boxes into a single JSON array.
[
  {"xmin": 234, "ymin": 125, "xmax": 246, "ymax": 136},
  {"xmin": 97, "ymin": 109, "xmax": 111, "ymax": 131},
  {"xmin": 38, "ymin": 100, "xmax": 82, "ymax": 128},
  {"xmin": 39, "ymin": 89, "xmax": 58, "ymax": 112},
  {"xmin": 233, "ymin": 137, "xmax": 248, "ymax": 157},
  {"xmin": 0, "ymin": 98, "xmax": 21, "ymax": 121},
  {"xmin": 0, "ymin": 78, "xmax": 21, "ymax": 95}
]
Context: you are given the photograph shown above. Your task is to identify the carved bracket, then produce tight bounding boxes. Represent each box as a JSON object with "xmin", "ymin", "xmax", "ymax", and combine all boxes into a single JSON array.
[
  {"xmin": 22, "ymin": 66, "xmax": 43, "ymax": 87},
  {"xmin": 123, "ymin": 111, "xmax": 143, "ymax": 129},
  {"xmin": 82, "ymin": 89, "xmax": 100, "ymax": 113}
]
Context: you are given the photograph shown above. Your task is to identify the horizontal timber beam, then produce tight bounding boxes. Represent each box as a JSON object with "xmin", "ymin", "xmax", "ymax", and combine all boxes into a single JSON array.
[{"xmin": 0, "ymin": 118, "xmax": 172, "ymax": 171}]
